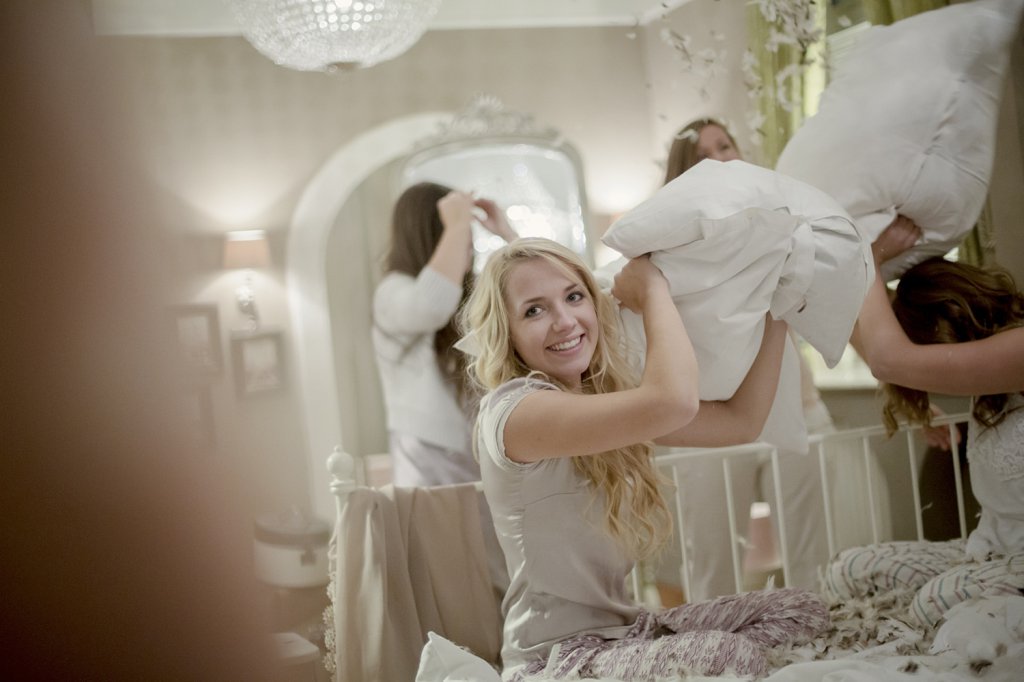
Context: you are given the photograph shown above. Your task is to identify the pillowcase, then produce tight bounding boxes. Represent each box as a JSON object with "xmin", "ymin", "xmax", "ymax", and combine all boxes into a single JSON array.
[
  {"xmin": 602, "ymin": 159, "xmax": 871, "ymax": 403},
  {"xmin": 598, "ymin": 259, "xmax": 808, "ymax": 454},
  {"xmin": 415, "ymin": 631, "xmax": 502, "ymax": 682},
  {"xmin": 776, "ymin": 0, "xmax": 1024, "ymax": 280}
]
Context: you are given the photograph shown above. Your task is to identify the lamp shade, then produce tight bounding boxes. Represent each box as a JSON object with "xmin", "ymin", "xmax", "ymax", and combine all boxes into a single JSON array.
[{"xmin": 223, "ymin": 230, "xmax": 271, "ymax": 269}]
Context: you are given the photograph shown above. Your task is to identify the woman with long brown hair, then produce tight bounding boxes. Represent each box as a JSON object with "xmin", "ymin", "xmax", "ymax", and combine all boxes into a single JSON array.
[
  {"xmin": 372, "ymin": 182, "xmax": 517, "ymax": 487},
  {"xmin": 831, "ymin": 238, "xmax": 1024, "ymax": 627},
  {"xmin": 658, "ymin": 117, "xmax": 834, "ymax": 600},
  {"xmin": 662, "ymin": 117, "xmax": 741, "ymax": 185}
]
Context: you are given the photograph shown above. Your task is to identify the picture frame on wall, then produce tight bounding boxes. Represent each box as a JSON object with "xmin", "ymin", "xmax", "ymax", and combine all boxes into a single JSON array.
[
  {"xmin": 231, "ymin": 330, "xmax": 286, "ymax": 398},
  {"xmin": 168, "ymin": 303, "xmax": 223, "ymax": 377}
]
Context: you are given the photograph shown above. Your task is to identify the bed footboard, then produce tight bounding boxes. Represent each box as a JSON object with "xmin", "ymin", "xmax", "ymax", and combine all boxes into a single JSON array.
[{"xmin": 645, "ymin": 412, "xmax": 971, "ymax": 602}]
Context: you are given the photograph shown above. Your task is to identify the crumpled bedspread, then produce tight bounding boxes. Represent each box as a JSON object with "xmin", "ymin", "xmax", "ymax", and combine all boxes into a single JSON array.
[
  {"xmin": 759, "ymin": 589, "xmax": 1024, "ymax": 682},
  {"xmin": 415, "ymin": 585, "xmax": 1024, "ymax": 682}
]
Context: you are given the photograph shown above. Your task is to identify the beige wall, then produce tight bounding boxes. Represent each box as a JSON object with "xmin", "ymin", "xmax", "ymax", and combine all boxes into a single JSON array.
[
  {"xmin": 110, "ymin": 26, "xmax": 656, "ymax": 229},
  {"xmin": 641, "ymin": 0, "xmax": 754, "ymax": 178}
]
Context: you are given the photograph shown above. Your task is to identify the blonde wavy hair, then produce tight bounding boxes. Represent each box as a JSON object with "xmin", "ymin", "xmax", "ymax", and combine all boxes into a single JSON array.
[{"xmin": 459, "ymin": 238, "xmax": 671, "ymax": 560}]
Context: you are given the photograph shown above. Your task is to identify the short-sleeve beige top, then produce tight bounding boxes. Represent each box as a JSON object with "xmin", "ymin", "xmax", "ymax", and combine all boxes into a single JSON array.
[{"xmin": 476, "ymin": 376, "xmax": 641, "ymax": 673}]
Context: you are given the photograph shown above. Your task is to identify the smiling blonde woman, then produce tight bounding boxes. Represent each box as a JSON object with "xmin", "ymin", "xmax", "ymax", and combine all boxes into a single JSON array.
[{"xmin": 459, "ymin": 238, "xmax": 828, "ymax": 680}]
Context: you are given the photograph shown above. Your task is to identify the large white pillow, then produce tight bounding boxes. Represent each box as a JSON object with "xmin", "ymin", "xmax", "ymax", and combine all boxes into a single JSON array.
[
  {"xmin": 415, "ymin": 632, "xmax": 502, "ymax": 682},
  {"xmin": 601, "ymin": 159, "xmax": 871, "ymax": 405},
  {"xmin": 776, "ymin": 0, "xmax": 1024, "ymax": 280}
]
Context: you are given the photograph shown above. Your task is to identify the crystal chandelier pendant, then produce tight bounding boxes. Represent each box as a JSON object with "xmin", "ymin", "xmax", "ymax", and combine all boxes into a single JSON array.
[{"xmin": 227, "ymin": 0, "xmax": 443, "ymax": 72}]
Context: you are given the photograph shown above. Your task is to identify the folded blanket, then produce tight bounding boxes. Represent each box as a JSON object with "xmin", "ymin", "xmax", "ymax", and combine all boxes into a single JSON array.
[{"xmin": 328, "ymin": 483, "xmax": 502, "ymax": 681}]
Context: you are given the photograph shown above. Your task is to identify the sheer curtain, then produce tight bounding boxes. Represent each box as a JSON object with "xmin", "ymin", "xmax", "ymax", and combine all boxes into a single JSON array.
[
  {"xmin": 745, "ymin": 0, "xmax": 827, "ymax": 168},
  {"xmin": 862, "ymin": 0, "xmax": 949, "ymax": 24}
]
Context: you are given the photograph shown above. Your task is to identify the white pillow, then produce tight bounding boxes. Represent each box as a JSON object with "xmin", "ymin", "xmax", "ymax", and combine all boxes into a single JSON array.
[
  {"xmin": 414, "ymin": 632, "xmax": 502, "ymax": 682},
  {"xmin": 598, "ymin": 266, "xmax": 809, "ymax": 453},
  {"xmin": 776, "ymin": 0, "xmax": 1024, "ymax": 280},
  {"xmin": 602, "ymin": 159, "xmax": 871, "ymax": 399},
  {"xmin": 929, "ymin": 595, "xmax": 1024, "ymax": 658}
]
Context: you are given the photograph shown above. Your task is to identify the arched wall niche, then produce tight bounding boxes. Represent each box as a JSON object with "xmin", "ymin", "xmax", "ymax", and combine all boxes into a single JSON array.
[
  {"xmin": 287, "ymin": 99, "xmax": 591, "ymax": 520},
  {"xmin": 287, "ymin": 112, "xmax": 447, "ymax": 520}
]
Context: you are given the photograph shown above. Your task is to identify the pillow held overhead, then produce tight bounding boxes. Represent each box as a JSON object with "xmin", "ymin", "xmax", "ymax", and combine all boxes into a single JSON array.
[
  {"xmin": 602, "ymin": 159, "xmax": 871, "ymax": 401},
  {"xmin": 776, "ymin": 0, "xmax": 1024, "ymax": 280}
]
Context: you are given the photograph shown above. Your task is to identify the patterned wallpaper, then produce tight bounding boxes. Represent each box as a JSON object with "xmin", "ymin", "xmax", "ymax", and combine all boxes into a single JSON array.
[{"xmin": 105, "ymin": 25, "xmax": 662, "ymax": 236}]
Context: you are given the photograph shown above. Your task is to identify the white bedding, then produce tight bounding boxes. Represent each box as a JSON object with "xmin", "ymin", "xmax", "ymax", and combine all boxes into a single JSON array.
[
  {"xmin": 416, "ymin": 593, "xmax": 1024, "ymax": 681},
  {"xmin": 766, "ymin": 592, "xmax": 1024, "ymax": 682},
  {"xmin": 415, "ymin": 606, "xmax": 1024, "ymax": 679}
]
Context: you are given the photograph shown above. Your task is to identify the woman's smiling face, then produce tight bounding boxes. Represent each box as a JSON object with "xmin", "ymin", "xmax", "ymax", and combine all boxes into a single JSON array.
[{"xmin": 505, "ymin": 257, "xmax": 598, "ymax": 389}]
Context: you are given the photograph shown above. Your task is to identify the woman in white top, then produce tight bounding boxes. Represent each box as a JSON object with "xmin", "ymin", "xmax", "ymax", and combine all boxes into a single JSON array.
[
  {"xmin": 460, "ymin": 238, "xmax": 828, "ymax": 680},
  {"xmin": 829, "ymin": 224, "xmax": 1024, "ymax": 626},
  {"xmin": 660, "ymin": 118, "xmax": 848, "ymax": 597},
  {"xmin": 373, "ymin": 182, "xmax": 517, "ymax": 487}
]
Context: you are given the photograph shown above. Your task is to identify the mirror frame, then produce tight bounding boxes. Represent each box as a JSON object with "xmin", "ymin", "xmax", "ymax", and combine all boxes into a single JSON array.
[{"xmin": 402, "ymin": 133, "xmax": 594, "ymax": 268}]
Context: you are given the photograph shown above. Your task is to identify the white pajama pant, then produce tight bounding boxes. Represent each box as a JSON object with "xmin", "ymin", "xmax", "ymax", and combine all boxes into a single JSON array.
[
  {"xmin": 659, "ymin": 447, "xmax": 828, "ymax": 601},
  {"xmin": 824, "ymin": 540, "xmax": 1024, "ymax": 627}
]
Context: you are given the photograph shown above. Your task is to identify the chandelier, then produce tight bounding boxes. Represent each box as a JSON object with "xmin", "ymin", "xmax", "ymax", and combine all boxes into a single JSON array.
[{"xmin": 227, "ymin": 0, "xmax": 443, "ymax": 72}]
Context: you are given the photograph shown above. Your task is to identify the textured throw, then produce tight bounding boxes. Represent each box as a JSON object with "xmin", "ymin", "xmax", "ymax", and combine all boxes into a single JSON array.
[
  {"xmin": 824, "ymin": 540, "xmax": 1024, "ymax": 627},
  {"xmin": 514, "ymin": 588, "xmax": 828, "ymax": 680}
]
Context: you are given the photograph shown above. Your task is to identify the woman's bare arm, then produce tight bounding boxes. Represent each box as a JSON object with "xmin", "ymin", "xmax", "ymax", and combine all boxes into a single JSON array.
[
  {"xmin": 427, "ymin": 190, "xmax": 476, "ymax": 285},
  {"xmin": 853, "ymin": 270, "xmax": 1024, "ymax": 395},
  {"xmin": 503, "ymin": 257, "xmax": 700, "ymax": 462},
  {"xmin": 655, "ymin": 315, "xmax": 789, "ymax": 448}
]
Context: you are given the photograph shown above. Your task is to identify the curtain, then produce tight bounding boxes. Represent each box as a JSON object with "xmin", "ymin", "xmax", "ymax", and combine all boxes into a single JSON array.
[
  {"xmin": 960, "ymin": 202, "xmax": 996, "ymax": 266},
  {"xmin": 745, "ymin": 1, "xmax": 827, "ymax": 168}
]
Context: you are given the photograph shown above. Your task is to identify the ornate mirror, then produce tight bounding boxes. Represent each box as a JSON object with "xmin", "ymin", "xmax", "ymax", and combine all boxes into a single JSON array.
[
  {"xmin": 288, "ymin": 97, "xmax": 592, "ymax": 518},
  {"xmin": 401, "ymin": 95, "xmax": 593, "ymax": 269}
]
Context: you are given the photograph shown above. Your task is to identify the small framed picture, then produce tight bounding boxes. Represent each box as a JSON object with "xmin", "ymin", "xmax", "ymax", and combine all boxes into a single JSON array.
[
  {"xmin": 231, "ymin": 330, "xmax": 286, "ymax": 398},
  {"xmin": 168, "ymin": 303, "xmax": 222, "ymax": 376}
]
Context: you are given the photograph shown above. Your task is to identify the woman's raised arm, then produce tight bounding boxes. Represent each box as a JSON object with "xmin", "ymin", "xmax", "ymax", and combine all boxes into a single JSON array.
[
  {"xmin": 503, "ymin": 256, "xmax": 700, "ymax": 462},
  {"xmin": 852, "ymin": 270, "xmax": 1024, "ymax": 395},
  {"xmin": 656, "ymin": 315, "xmax": 789, "ymax": 448}
]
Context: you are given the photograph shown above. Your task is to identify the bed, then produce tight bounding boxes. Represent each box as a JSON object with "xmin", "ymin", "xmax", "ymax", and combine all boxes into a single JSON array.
[{"xmin": 322, "ymin": 411, "xmax": 1024, "ymax": 681}]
